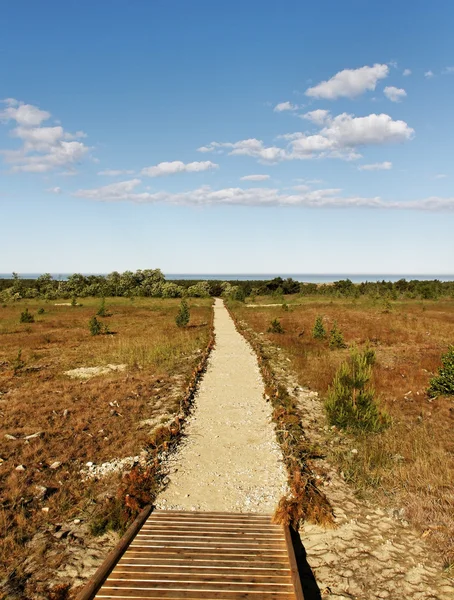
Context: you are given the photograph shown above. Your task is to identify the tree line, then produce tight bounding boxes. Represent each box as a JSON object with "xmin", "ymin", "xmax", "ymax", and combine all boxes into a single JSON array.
[{"xmin": 0, "ymin": 272, "xmax": 453, "ymax": 301}]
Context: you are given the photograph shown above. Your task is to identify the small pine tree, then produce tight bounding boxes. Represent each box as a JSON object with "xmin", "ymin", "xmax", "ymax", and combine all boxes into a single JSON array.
[
  {"xmin": 325, "ymin": 347, "xmax": 389, "ymax": 432},
  {"xmin": 329, "ymin": 321, "xmax": 347, "ymax": 349},
  {"xmin": 282, "ymin": 302, "xmax": 289, "ymax": 312},
  {"xmin": 428, "ymin": 346, "xmax": 454, "ymax": 397},
  {"xmin": 268, "ymin": 318, "xmax": 284, "ymax": 334},
  {"xmin": 20, "ymin": 308, "xmax": 34, "ymax": 323},
  {"xmin": 71, "ymin": 296, "xmax": 78, "ymax": 307},
  {"xmin": 89, "ymin": 316, "xmax": 102, "ymax": 336},
  {"xmin": 175, "ymin": 300, "xmax": 190, "ymax": 328},
  {"xmin": 312, "ymin": 316, "xmax": 326, "ymax": 339},
  {"xmin": 97, "ymin": 297, "xmax": 110, "ymax": 317}
]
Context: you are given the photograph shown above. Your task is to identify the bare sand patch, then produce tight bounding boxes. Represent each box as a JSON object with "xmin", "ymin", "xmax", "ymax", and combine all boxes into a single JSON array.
[{"xmin": 64, "ymin": 364, "xmax": 127, "ymax": 379}]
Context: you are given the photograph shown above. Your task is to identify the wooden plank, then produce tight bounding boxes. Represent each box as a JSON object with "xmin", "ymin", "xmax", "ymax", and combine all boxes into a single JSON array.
[
  {"xmin": 91, "ymin": 511, "xmax": 302, "ymax": 600},
  {"xmin": 96, "ymin": 588, "xmax": 294, "ymax": 598},
  {"xmin": 283, "ymin": 526, "xmax": 305, "ymax": 600}
]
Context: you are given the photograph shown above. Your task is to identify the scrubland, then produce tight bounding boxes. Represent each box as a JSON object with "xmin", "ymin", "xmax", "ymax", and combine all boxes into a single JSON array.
[
  {"xmin": 230, "ymin": 295, "xmax": 454, "ymax": 568},
  {"xmin": 0, "ymin": 297, "xmax": 212, "ymax": 596}
]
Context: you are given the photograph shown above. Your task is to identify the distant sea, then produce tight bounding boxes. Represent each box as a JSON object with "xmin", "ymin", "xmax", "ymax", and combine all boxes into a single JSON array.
[{"xmin": 1, "ymin": 273, "xmax": 453, "ymax": 283}]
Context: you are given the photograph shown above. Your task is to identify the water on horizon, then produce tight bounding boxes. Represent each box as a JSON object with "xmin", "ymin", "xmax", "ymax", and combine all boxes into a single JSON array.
[{"xmin": 1, "ymin": 273, "xmax": 454, "ymax": 283}]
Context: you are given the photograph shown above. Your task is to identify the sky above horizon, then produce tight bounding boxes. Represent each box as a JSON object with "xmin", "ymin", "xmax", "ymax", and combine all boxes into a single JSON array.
[{"xmin": 1, "ymin": 0, "xmax": 454, "ymax": 274}]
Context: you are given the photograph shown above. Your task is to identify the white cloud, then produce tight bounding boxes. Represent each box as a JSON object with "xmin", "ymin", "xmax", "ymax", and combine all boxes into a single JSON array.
[
  {"xmin": 198, "ymin": 140, "xmax": 287, "ymax": 163},
  {"xmin": 301, "ymin": 109, "xmax": 331, "ymax": 125},
  {"xmin": 46, "ymin": 186, "xmax": 62, "ymax": 194},
  {"xmin": 0, "ymin": 98, "xmax": 91, "ymax": 173},
  {"xmin": 98, "ymin": 169, "xmax": 135, "ymax": 176},
  {"xmin": 403, "ymin": 69, "xmax": 412, "ymax": 76},
  {"xmin": 240, "ymin": 174, "xmax": 270, "ymax": 181},
  {"xmin": 1, "ymin": 100, "xmax": 50, "ymax": 126},
  {"xmin": 384, "ymin": 86, "xmax": 407, "ymax": 102},
  {"xmin": 200, "ymin": 112, "xmax": 414, "ymax": 163},
  {"xmin": 73, "ymin": 179, "xmax": 454, "ymax": 212},
  {"xmin": 141, "ymin": 160, "xmax": 219, "ymax": 177},
  {"xmin": 358, "ymin": 161, "xmax": 392, "ymax": 171},
  {"xmin": 305, "ymin": 64, "xmax": 389, "ymax": 99},
  {"xmin": 434, "ymin": 173, "xmax": 447, "ymax": 179},
  {"xmin": 274, "ymin": 101, "xmax": 298, "ymax": 112},
  {"xmin": 442, "ymin": 67, "xmax": 454, "ymax": 75},
  {"xmin": 425, "ymin": 70, "xmax": 434, "ymax": 78}
]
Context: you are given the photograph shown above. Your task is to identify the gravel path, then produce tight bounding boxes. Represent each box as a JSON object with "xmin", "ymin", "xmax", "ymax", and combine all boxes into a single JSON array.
[{"xmin": 156, "ymin": 298, "xmax": 287, "ymax": 513}]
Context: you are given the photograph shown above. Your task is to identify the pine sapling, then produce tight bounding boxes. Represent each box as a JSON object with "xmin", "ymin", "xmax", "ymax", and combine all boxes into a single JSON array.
[{"xmin": 312, "ymin": 316, "xmax": 326, "ymax": 339}]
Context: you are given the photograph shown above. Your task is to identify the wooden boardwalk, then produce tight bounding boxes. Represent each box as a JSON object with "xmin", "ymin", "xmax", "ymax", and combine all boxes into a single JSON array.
[{"xmin": 92, "ymin": 510, "xmax": 304, "ymax": 599}]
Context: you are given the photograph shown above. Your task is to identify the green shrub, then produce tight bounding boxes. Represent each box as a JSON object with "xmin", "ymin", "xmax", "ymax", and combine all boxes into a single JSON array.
[
  {"xmin": 312, "ymin": 316, "xmax": 326, "ymax": 339},
  {"xmin": 268, "ymin": 318, "xmax": 284, "ymax": 334},
  {"xmin": 37, "ymin": 307, "xmax": 45, "ymax": 315},
  {"xmin": 175, "ymin": 299, "xmax": 190, "ymax": 328},
  {"xmin": 282, "ymin": 302, "xmax": 289, "ymax": 312},
  {"xmin": 428, "ymin": 346, "xmax": 454, "ymax": 397},
  {"xmin": 97, "ymin": 297, "xmax": 111, "ymax": 316},
  {"xmin": 88, "ymin": 316, "xmax": 109, "ymax": 336},
  {"xmin": 71, "ymin": 296, "xmax": 78, "ymax": 307},
  {"xmin": 325, "ymin": 347, "xmax": 389, "ymax": 432},
  {"xmin": 329, "ymin": 321, "xmax": 347, "ymax": 349},
  {"xmin": 20, "ymin": 308, "xmax": 34, "ymax": 323},
  {"xmin": 13, "ymin": 349, "xmax": 25, "ymax": 375}
]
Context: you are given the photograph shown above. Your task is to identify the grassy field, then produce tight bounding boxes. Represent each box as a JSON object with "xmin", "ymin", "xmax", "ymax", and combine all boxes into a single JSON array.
[
  {"xmin": 229, "ymin": 295, "xmax": 454, "ymax": 567},
  {"xmin": 0, "ymin": 297, "xmax": 212, "ymax": 596}
]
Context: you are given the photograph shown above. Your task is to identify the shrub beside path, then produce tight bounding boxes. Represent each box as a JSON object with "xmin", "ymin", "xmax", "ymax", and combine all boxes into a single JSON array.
[{"xmin": 156, "ymin": 298, "xmax": 287, "ymax": 512}]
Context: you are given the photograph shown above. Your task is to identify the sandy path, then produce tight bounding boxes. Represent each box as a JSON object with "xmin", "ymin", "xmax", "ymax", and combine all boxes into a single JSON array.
[{"xmin": 156, "ymin": 298, "xmax": 287, "ymax": 513}]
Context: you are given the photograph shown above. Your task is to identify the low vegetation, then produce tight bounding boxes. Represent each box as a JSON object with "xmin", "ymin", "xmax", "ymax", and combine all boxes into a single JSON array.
[
  {"xmin": 229, "ymin": 294, "xmax": 454, "ymax": 567},
  {"xmin": 0, "ymin": 296, "xmax": 213, "ymax": 597}
]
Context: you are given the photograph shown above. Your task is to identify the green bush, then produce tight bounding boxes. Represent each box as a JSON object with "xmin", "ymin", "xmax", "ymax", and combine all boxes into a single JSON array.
[
  {"xmin": 71, "ymin": 296, "xmax": 78, "ymax": 307},
  {"xmin": 97, "ymin": 297, "xmax": 111, "ymax": 316},
  {"xmin": 268, "ymin": 318, "xmax": 284, "ymax": 334},
  {"xmin": 428, "ymin": 346, "xmax": 454, "ymax": 397},
  {"xmin": 175, "ymin": 299, "xmax": 190, "ymax": 328},
  {"xmin": 20, "ymin": 308, "xmax": 34, "ymax": 323},
  {"xmin": 312, "ymin": 316, "xmax": 326, "ymax": 339},
  {"xmin": 37, "ymin": 307, "xmax": 45, "ymax": 315},
  {"xmin": 282, "ymin": 302, "xmax": 289, "ymax": 312},
  {"xmin": 325, "ymin": 347, "xmax": 389, "ymax": 432},
  {"xmin": 88, "ymin": 316, "xmax": 106, "ymax": 336},
  {"xmin": 329, "ymin": 321, "xmax": 347, "ymax": 349}
]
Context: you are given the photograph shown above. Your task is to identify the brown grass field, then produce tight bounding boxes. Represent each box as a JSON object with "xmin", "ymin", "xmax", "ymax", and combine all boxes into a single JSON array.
[
  {"xmin": 230, "ymin": 295, "xmax": 454, "ymax": 568},
  {"xmin": 0, "ymin": 297, "xmax": 212, "ymax": 596}
]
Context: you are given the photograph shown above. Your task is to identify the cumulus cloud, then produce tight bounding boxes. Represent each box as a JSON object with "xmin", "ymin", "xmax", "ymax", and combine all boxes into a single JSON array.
[
  {"xmin": 403, "ymin": 69, "xmax": 412, "ymax": 76},
  {"xmin": 240, "ymin": 174, "xmax": 270, "ymax": 181},
  {"xmin": 274, "ymin": 101, "xmax": 298, "ymax": 112},
  {"xmin": 98, "ymin": 169, "xmax": 135, "ymax": 176},
  {"xmin": 305, "ymin": 64, "xmax": 389, "ymax": 99},
  {"xmin": 358, "ymin": 161, "xmax": 392, "ymax": 171},
  {"xmin": 0, "ymin": 98, "xmax": 91, "ymax": 173},
  {"xmin": 73, "ymin": 179, "xmax": 454, "ymax": 212},
  {"xmin": 198, "ymin": 140, "xmax": 287, "ymax": 163},
  {"xmin": 199, "ymin": 112, "xmax": 414, "ymax": 163},
  {"xmin": 425, "ymin": 70, "xmax": 434, "ymax": 78},
  {"xmin": 141, "ymin": 160, "xmax": 219, "ymax": 177},
  {"xmin": 384, "ymin": 86, "xmax": 407, "ymax": 102},
  {"xmin": 301, "ymin": 109, "xmax": 331, "ymax": 125}
]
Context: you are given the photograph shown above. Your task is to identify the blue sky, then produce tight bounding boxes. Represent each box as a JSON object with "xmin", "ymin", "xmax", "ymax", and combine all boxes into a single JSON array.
[{"xmin": 1, "ymin": 0, "xmax": 454, "ymax": 275}]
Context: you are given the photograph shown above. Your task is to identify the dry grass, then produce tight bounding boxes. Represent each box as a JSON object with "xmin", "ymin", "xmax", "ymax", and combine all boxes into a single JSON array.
[
  {"xmin": 0, "ymin": 297, "xmax": 212, "ymax": 593},
  {"xmin": 231, "ymin": 295, "xmax": 454, "ymax": 566}
]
